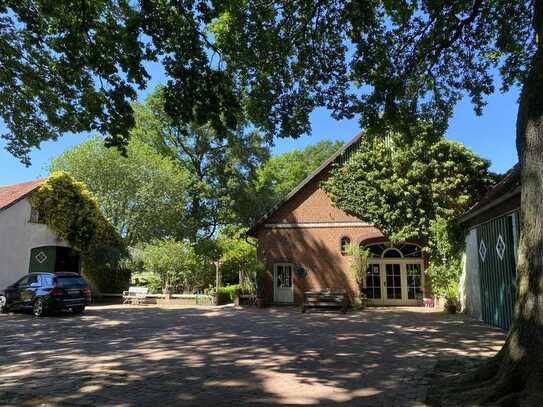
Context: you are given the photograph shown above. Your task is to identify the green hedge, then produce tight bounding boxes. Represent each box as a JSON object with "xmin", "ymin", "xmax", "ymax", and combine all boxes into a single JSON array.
[{"xmin": 217, "ymin": 284, "xmax": 239, "ymax": 305}]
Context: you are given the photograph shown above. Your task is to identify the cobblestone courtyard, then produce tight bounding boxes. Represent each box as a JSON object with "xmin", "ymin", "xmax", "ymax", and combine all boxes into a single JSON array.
[{"xmin": 0, "ymin": 305, "xmax": 504, "ymax": 406}]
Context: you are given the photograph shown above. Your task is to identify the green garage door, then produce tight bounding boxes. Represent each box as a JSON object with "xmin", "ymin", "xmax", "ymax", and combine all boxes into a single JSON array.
[
  {"xmin": 29, "ymin": 246, "xmax": 80, "ymax": 274},
  {"xmin": 477, "ymin": 213, "xmax": 518, "ymax": 330},
  {"xmin": 29, "ymin": 246, "xmax": 57, "ymax": 273}
]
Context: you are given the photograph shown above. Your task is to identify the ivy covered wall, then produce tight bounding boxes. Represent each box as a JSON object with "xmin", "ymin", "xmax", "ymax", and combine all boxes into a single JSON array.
[{"xmin": 30, "ymin": 172, "xmax": 129, "ymax": 293}]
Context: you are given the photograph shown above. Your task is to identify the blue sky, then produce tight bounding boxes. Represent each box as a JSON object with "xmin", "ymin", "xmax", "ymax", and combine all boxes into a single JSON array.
[{"xmin": 0, "ymin": 63, "xmax": 520, "ymax": 186}]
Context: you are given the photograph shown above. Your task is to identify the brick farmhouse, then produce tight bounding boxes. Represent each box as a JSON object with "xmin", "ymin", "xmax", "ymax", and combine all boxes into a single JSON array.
[{"xmin": 247, "ymin": 133, "xmax": 426, "ymax": 306}]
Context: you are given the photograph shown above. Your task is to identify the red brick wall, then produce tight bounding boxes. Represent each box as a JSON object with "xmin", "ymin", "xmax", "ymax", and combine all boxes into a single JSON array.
[
  {"xmin": 266, "ymin": 169, "xmax": 360, "ymax": 223},
  {"xmin": 256, "ymin": 225, "xmax": 386, "ymax": 304},
  {"xmin": 254, "ymin": 168, "xmax": 389, "ymax": 304}
]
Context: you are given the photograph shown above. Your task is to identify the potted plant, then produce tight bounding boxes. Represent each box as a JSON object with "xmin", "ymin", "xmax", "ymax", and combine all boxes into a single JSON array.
[
  {"xmin": 352, "ymin": 293, "xmax": 369, "ymax": 311},
  {"xmin": 359, "ymin": 292, "xmax": 370, "ymax": 309},
  {"xmin": 444, "ymin": 285, "xmax": 459, "ymax": 314}
]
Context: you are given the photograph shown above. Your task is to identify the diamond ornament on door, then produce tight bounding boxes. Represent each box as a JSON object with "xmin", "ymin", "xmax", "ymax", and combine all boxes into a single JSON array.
[
  {"xmin": 496, "ymin": 234, "xmax": 506, "ymax": 260},
  {"xmin": 479, "ymin": 240, "xmax": 487, "ymax": 262},
  {"xmin": 35, "ymin": 251, "xmax": 47, "ymax": 264}
]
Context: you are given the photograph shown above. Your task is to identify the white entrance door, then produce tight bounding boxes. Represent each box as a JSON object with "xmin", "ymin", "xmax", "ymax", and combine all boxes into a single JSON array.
[
  {"xmin": 384, "ymin": 263, "xmax": 403, "ymax": 304},
  {"xmin": 365, "ymin": 261, "xmax": 424, "ymax": 305},
  {"xmin": 273, "ymin": 263, "xmax": 294, "ymax": 303}
]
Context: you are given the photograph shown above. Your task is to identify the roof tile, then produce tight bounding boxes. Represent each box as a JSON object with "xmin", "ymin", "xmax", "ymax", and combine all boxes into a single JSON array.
[{"xmin": 0, "ymin": 179, "xmax": 46, "ymax": 212}]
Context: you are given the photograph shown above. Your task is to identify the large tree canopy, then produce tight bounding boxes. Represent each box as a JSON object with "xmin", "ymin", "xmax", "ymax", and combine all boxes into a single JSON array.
[
  {"xmin": 0, "ymin": 1, "xmax": 150, "ymax": 164},
  {"xmin": 0, "ymin": 1, "xmax": 251, "ymax": 164},
  {"xmin": 50, "ymin": 136, "xmax": 192, "ymax": 246},
  {"xmin": 48, "ymin": 90, "xmax": 340, "ymax": 245},
  {"xmin": 1, "ymin": 2, "xmax": 533, "ymax": 165},
  {"xmin": 130, "ymin": 87, "xmax": 269, "ymax": 238},
  {"xmin": 4, "ymin": 2, "xmax": 531, "ymax": 161}
]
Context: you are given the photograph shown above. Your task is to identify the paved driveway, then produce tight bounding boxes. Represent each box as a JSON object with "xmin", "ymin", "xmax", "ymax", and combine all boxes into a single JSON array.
[{"xmin": 0, "ymin": 305, "xmax": 504, "ymax": 407}]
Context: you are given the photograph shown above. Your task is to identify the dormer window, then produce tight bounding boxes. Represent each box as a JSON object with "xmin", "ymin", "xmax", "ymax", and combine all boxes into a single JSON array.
[
  {"xmin": 29, "ymin": 208, "xmax": 43, "ymax": 224},
  {"xmin": 340, "ymin": 236, "xmax": 351, "ymax": 255}
]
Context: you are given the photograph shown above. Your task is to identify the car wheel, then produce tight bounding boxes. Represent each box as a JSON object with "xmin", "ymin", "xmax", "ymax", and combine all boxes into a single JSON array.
[
  {"xmin": 72, "ymin": 306, "xmax": 85, "ymax": 314},
  {"xmin": 33, "ymin": 298, "xmax": 46, "ymax": 317},
  {"xmin": 0, "ymin": 296, "xmax": 8, "ymax": 313}
]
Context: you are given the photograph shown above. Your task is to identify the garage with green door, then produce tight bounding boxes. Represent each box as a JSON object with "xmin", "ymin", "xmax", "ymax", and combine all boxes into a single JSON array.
[{"xmin": 459, "ymin": 165, "xmax": 520, "ymax": 330}]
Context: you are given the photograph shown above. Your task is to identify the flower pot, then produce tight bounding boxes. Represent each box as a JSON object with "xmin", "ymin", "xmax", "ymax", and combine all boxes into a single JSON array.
[
  {"xmin": 234, "ymin": 289, "xmax": 241, "ymax": 307},
  {"xmin": 445, "ymin": 303, "xmax": 457, "ymax": 314}
]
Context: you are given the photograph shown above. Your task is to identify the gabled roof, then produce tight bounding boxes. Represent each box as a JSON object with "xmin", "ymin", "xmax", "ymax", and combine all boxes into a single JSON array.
[
  {"xmin": 0, "ymin": 179, "xmax": 46, "ymax": 213},
  {"xmin": 247, "ymin": 132, "xmax": 363, "ymax": 236},
  {"xmin": 458, "ymin": 164, "xmax": 520, "ymax": 224}
]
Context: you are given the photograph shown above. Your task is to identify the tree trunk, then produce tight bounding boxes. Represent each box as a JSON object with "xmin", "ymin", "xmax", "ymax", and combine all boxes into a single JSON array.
[
  {"xmin": 452, "ymin": 3, "xmax": 543, "ymax": 404},
  {"xmin": 431, "ymin": 3, "xmax": 543, "ymax": 405}
]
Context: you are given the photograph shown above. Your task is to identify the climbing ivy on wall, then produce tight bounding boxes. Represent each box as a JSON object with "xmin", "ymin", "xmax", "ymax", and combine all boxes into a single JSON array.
[
  {"xmin": 30, "ymin": 172, "xmax": 128, "ymax": 292},
  {"xmin": 322, "ymin": 132, "xmax": 497, "ymax": 296}
]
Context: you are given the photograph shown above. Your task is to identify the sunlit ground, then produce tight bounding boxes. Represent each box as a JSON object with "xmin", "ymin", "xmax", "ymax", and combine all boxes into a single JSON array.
[{"xmin": 0, "ymin": 305, "xmax": 505, "ymax": 406}]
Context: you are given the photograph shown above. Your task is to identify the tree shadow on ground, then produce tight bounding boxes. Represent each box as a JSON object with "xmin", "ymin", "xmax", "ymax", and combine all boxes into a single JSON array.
[
  {"xmin": 425, "ymin": 356, "xmax": 491, "ymax": 407},
  {"xmin": 0, "ymin": 306, "xmax": 505, "ymax": 406}
]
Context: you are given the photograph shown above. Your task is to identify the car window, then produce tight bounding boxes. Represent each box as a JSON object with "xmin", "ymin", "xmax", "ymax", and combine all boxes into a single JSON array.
[
  {"xmin": 55, "ymin": 276, "xmax": 87, "ymax": 288},
  {"xmin": 27, "ymin": 275, "xmax": 39, "ymax": 286},
  {"xmin": 40, "ymin": 275, "xmax": 54, "ymax": 287},
  {"xmin": 16, "ymin": 276, "xmax": 29, "ymax": 286}
]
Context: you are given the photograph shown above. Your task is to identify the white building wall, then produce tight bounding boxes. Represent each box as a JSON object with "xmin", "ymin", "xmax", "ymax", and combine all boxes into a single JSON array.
[
  {"xmin": 0, "ymin": 198, "xmax": 69, "ymax": 289},
  {"xmin": 460, "ymin": 228, "xmax": 482, "ymax": 320}
]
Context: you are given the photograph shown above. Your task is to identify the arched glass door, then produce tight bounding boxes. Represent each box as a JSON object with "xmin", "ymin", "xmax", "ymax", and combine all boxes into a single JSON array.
[
  {"xmin": 385, "ymin": 263, "xmax": 402, "ymax": 299},
  {"xmin": 362, "ymin": 242, "xmax": 424, "ymax": 305}
]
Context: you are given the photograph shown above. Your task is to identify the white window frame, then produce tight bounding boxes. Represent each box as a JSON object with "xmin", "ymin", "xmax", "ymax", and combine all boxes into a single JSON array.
[{"xmin": 340, "ymin": 236, "xmax": 351, "ymax": 255}]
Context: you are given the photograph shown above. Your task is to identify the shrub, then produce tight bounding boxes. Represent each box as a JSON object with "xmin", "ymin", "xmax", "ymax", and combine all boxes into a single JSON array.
[
  {"xmin": 346, "ymin": 244, "xmax": 371, "ymax": 286},
  {"xmin": 215, "ymin": 226, "xmax": 264, "ymax": 293},
  {"xmin": 444, "ymin": 282, "xmax": 460, "ymax": 307},
  {"xmin": 217, "ymin": 284, "xmax": 239, "ymax": 305},
  {"xmin": 426, "ymin": 218, "xmax": 466, "ymax": 298},
  {"xmin": 123, "ymin": 239, "xmax": 214, "ymax": 293},
  {"xmin": 82, "ymin": 264, "xmax": 130, "ymax": 294}
]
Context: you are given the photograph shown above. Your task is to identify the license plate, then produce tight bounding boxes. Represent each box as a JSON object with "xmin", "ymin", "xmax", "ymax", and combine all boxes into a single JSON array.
[{"xmin": 67, "ymin": 289, "xmax": 81, "ymax": 295}]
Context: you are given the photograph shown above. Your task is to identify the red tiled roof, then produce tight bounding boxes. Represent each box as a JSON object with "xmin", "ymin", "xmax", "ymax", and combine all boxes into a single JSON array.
[{"xmin": 0, "ymin": 179, "xmax": 46, "ymax": 212}]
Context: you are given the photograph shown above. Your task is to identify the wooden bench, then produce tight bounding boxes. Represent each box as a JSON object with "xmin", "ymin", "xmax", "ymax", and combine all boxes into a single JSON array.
[
  {"xmin": 122, "ymin": 286, "xmax": 149, "ymax": 305},
  {"xmin": 301, "ymin": 289, "xmax": 348, "ymax": 313},
  {"xmin": 234, "ymin": 292, "xmax": 256, "ymax": 306}
]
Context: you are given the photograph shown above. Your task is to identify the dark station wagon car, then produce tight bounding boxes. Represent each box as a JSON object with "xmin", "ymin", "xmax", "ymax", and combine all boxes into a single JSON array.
[{"xmin": 0, "ymin": 272, "xmax": 91, "ymax": 317}]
